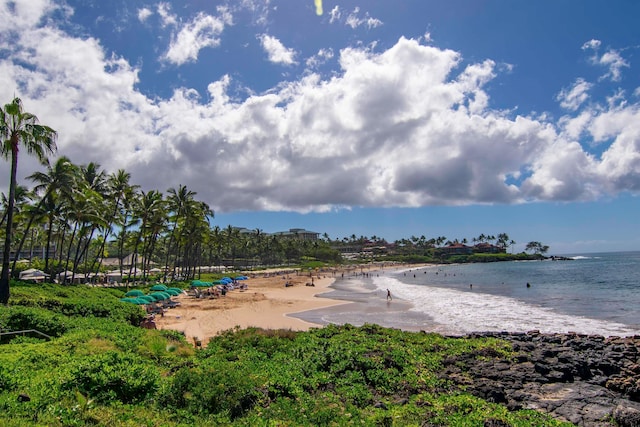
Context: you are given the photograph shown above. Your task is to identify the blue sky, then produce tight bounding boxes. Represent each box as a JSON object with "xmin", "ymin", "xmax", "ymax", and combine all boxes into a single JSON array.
[{"xmin": 2, "ymin": 0, "xmax": 640, "ymax": 254}]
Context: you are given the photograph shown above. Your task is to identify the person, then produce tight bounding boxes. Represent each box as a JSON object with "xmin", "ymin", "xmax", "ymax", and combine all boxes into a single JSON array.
[{"xmin": 386, "ymin": 289, "xmax": 392, "ymax": 301}]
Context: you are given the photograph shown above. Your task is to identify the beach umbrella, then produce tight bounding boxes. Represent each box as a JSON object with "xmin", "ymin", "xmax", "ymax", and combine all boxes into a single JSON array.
[
  {"xmin": 120, "ymin": 297, "xmax": 146, "ymax": 304},
  {"xmin": 234, "ymin": 276, "xmax": 248, "ymax": 280},
  {"xmin": 138, "ymin": 295, "xmax": 155, "ymax": 303},
  {"xmin": 212, "ymin": 280, "xmax": 224, "ymax": 285},
  {"xmin": 165, "ymin": 289, "xmax": 180, "ymax": 296},
  {"xmin": 168, "ymin": 287, "xmax": 184, "ymax": 293},
  {"xmin": 191, "ymin": 281, "xmax": 212, "ymax": 287},
  {"xmin": 150, "ymin": 292, "xmax": 169, "ymax": 300},
  {"xmin": 158, "ymin": 292, "xmax": 173, "ymax": 300},
  {"xmin": 150, "ymin": 284, "xmax": 168, "ymax": 291},
  {"xmin": 125, "ymin": 290, "xmax": 145, "ymax": 297}
]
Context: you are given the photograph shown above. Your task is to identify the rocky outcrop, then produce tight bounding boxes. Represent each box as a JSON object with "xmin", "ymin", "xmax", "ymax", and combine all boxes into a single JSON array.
[{"xmin": 440, "ymin": 331, "xmax": 640, "ymax": 426}]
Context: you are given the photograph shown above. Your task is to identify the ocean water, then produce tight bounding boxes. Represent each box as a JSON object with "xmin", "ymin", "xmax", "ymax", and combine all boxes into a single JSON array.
[{"xmin": 294, "ymin": 251, "xmax": 640, "ymax": 337}]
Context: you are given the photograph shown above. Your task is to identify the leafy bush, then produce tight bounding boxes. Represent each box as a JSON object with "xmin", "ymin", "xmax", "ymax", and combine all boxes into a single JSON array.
[
  {"xmin": 63, "ymin": 351, "xmax": 160, "ymax": 404},
  {"xmin": 0, "ymin": 306, "xmax": 68, "ymax": 338},
  {"xmin": 159, "ymin": 360, "xmax": 266, "ymax": 420}
]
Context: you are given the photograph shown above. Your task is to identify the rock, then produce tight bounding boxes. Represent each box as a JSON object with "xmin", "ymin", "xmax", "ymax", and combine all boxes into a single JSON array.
[
  {"xmin": 613, "ymin": 404, "xmax": 640, "ymax": 427},
  {"xmin": 438, "ymin": 332, "xmax": 640, "ymax": 426}
]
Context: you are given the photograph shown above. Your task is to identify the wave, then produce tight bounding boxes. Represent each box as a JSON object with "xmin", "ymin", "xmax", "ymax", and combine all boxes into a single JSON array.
[{"xmin": 373, "ymin": 276, "xmax": 640, "ymax": 337}]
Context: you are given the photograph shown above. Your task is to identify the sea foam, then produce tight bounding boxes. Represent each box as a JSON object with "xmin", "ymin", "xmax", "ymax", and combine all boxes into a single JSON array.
[{"xmin": 373, "ymin": 275, "xmax": 640, "ymax": 337}]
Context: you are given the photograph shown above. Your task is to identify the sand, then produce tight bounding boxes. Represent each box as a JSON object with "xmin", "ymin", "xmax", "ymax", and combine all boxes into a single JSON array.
[{"xmin": 154, "ymin": 270, "xmax": 349, "ymax": 345}]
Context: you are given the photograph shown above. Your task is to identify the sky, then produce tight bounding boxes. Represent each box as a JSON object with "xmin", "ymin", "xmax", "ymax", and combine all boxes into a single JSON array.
[{"xmin": 1, "ymin": 0, "xmax": 640, "ymax": 255}]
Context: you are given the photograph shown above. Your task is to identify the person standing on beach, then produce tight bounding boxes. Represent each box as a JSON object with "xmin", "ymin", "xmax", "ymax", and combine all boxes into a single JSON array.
[{"xmin": 386, "ymin": 289, "xmax": 392, "ymax": 301}]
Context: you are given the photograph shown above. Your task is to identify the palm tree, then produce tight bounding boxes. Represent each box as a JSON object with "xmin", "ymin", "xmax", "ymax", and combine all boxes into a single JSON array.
[
  {"xmin": 163, "ymin": 185, "xmax": 196, "ymax": 281},
  {"xmin": 0, "ymin": 98, "xmax": 57, "ymax": 303},
  {"xmin": 0, "ymin": 185, "xmax": 32, "ymax": 229},
  {"xmin": 90, "ymin": 169, "xmax": 139, "ymax": 275},
  {"xmin": 11, "ymin": 157, "xmax": 76, "ymax": 274},
  {"xmin": 130, "ymin": 190, "xmax": 165, "ymax": 284}
]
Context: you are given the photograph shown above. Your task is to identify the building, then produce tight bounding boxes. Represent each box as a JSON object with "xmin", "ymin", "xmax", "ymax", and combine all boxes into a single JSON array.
[{"xmin": 271, "ymin": 228, "xmax": 320, "ymax": 241}]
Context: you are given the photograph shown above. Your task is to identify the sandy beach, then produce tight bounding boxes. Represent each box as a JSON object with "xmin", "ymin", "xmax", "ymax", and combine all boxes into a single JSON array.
[{"xmin": 155, "ymin": 270, "xmax": 350, "ymax": 345}]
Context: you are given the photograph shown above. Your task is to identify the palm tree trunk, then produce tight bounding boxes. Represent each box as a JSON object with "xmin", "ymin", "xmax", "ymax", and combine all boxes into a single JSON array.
[
  {"xmin": 63, "ymin": 222, "xmax": 78, "ymax": 284},
  {"xmin": 0, "ymin": 148, "xmax": 18, "ymax": 303}
]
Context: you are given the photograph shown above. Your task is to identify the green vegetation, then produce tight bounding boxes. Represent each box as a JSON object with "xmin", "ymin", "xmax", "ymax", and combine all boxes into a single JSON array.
[{"xmin": 0, "ymin": 281, "xmax": 573, "ymax": 426}]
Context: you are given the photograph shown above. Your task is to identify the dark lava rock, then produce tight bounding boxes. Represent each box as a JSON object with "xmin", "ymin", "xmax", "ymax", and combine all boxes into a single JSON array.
[{"xmin": 440, "ymin": 332, "xmax": 640, "ymax": 426}]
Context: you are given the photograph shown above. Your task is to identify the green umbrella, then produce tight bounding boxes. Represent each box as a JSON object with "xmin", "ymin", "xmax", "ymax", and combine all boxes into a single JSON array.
[
  {"xmin": 191, "ymin": 281, "xmax": 212, "ymax": 287},
  {"xmin": 138, "ymin": 295, "xmax": 155, "ymax": 303},
  {"xmin": 125, "ymin": 290, "xmax": 145, "ymax": 297},
  {"xmin": 168, "ymin": 287, "xmax": 184, "ymax": 293},
  {"xmin": 150, "ymin": 292, "xmax": 169, "ymax": 300},
  {"xmin": 165, "ymin": 289, "xmax": 180, "ymax": 296},
  {"xmin": 150, "ymin": 284, "xmax": 168, "ymax": 292}
]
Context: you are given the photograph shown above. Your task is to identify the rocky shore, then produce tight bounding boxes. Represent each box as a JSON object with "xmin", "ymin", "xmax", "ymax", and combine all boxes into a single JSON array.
[{"xmin": 440, "ymin": 331, "xmax": 640, "ymax": 426}]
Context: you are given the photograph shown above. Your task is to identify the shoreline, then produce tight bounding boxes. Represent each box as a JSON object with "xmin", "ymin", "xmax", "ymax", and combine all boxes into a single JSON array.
[
  {"xmin": 155, "ymin": 270, "xmax": 350, "ymax": 344},
  {"xmin": 154, "ymin": 263, "xmax": 418, "ymax": 345}
]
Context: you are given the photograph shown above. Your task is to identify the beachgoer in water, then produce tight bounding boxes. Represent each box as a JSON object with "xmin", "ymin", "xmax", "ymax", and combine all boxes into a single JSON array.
[
  {"xmin": 526, "ymin": 282, "xmax": 531, "ymax": 288},
  {"xmin": 386, "ymin": 289, "xmax": 392, "ymax": 301}
]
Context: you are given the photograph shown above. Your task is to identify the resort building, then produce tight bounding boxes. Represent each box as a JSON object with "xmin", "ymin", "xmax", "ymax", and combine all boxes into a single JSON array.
[{"xmin": 271, "ymin": 228, "xmax": 320, "ymax": 241}]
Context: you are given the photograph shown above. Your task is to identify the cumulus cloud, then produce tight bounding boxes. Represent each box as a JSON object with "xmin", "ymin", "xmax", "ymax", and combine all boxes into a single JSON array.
[
  {"xmin": 259, "ymin": 34, "xmax": 297, "ymax": 65},
  {"xmin": 557, "ymin": 78, "xmax": 592, "ymax": 111},
  {"xmin": 163, "ymin": 11, "xmax": 230, "ymax": 65},
  {"xmin": 2, "ymin": 2, "xmax": 640, "ymax": 214}
]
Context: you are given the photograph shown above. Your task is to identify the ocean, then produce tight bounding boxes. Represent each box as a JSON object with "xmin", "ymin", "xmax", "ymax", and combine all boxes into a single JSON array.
[{"xmin": 292, "ymin": 251, "xmax": 640, "ymax": 337}]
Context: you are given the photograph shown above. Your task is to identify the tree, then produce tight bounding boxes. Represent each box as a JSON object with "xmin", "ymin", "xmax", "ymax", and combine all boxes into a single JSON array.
[
  {"xmin": 0, "ymin": 98, "xmax": 57, "ymax": 304},
  {"xmin": 525, "ymin": 241, "xmax": 549, "ymax": 256}
]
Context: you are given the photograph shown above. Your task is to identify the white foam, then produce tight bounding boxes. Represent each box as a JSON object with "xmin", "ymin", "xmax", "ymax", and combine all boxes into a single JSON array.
[{"xmin": 374, "ymin": 276, "xmax": 640, "ymax": 337}]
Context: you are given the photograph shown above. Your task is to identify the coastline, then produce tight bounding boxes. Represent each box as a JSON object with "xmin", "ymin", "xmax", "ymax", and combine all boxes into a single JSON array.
[
  {"xmin": 155, "ymin": 270, "xmax": 349, "ymax": 344},
  {"xmin": 155, "ymin": 263, "xmax": 421, "ymax": 344}
]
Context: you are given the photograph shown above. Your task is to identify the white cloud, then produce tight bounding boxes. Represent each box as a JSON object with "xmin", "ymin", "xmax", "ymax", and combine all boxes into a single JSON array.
[
  {"xmin": 581, "ymin": 39, "xmax": 629, "ymax": 82},
  {"xmin": 582, "ymin": 39, "xmax": 601, "ymax": 51},
  {"xmin": 305, "ymin": 48, "xmax": 334, "ymax": 68},
  {"xmin": 329, "ymin": 6, "xmax": 382, "ymax": 29},
  {"xmin": 157, "ymin": 2, "xmax": 177, "ymax": 27},
  {"xmin": 163, "ymin": 12, "xmax": 229, "ymax": 65},
  {"xmin": 2, "ymin": 4, "xmax": 640, "ymax": 213},
  {"xmin": 137, "ymin": 7, "xmax": 152, "ymax": 23},
  {"xmin": 259, "ymin": 34, "xmax": 297, "ymax": 65},
  {"xmin": 345, "ymin": 7, "xmax": 383, "ymax": 29},
  {"xmin": 329, "ymin": 6, "xmax": 340, "ymax": 23},
  {"xmin": 598, "ymin": 49, "xmax": 629, "ymax": 82},
  {"xmin": 556, "ymin": 78, "xmax": 592, "ymax": 111}
]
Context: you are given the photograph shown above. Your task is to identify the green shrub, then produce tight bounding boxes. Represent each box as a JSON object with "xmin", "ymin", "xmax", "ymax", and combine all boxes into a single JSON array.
[
  {"xmin": 0, "ymin": 306, "xmax": 68, "ymax": 338},
  {"xmin": 159, "ymin": 360, "xmax": 266, "ymax": 420},
  {"xmin": 63, "ymin": 351, "xmax": 160, "ymax": 404}
]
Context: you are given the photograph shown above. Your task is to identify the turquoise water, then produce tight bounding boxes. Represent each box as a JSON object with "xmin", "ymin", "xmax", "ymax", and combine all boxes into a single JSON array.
[{"xmin": 297, "ymin": 252, "xmax": 640, "ymax": 336}]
